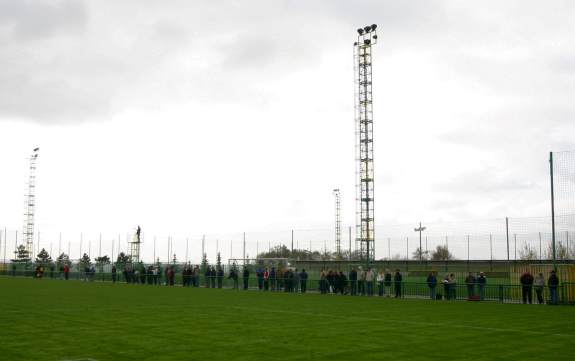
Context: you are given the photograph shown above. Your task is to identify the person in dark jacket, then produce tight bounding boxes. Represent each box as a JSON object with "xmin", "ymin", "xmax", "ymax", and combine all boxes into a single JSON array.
[
  {"xmin": 349, "ymin": 268, "xmax": 358, "ymax": 296},
  {"xmin": 394, "ymin": 269, "xmax": 402, "ymax": 298},
  {"xmin": 548, "ymin": 270, "xmax": 560, "ymax": 305},
  {"xmin": 204, "ymin": 267, "xmax": 211, "ymax": 288},
  {"xmin": 299, "ymin": 269, "xmax": 308, "ymax": 293},
  {"xmin": 217, "ymin": 267, "xmax": 224, "ymax": 288},
  {"xmin": 520, "ymin": 271, "xmax": 534, "ymax": 304},
  {"xmin": 242, "ymin": 267, "xmax": 250, "ymax": 290},
  {"xmin": 384, "ymin": 270, "xmax": 392, "ymax": 297},
  {"xmin": 111, "ymin": 265, "xmax": 117, "ymax": 283},
  {"xmin": 228, "ymin": 268, "xmax": 239, "ymax": 289},
  {"xmin": 465, "ymin": 272, "xmax": 476, "ymax": 298},
  {"xmin": 426, "ymin": 271, "xmax": 437, "ymax": 300},
  {"xmin": 270, "ymin": 267, "xmax": 277, "ymax": 291},
  {"xmin": 210, "ymin": 266, "xmax": 217, "ymax": 288},
  {"xmin": 477, "ymin": 272, "xmax": 487, "ymax": 300}
]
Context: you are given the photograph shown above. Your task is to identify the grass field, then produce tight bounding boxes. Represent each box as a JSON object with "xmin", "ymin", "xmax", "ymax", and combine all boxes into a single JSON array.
[{"xmin": 1, "ymin": 277, "xmax": 574, "ymax": 361}]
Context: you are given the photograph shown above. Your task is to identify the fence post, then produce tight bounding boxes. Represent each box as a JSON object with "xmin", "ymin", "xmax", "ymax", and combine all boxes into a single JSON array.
[{"xmin": 498, "ymin": 285, "xmax": 504, "ymax": 303}]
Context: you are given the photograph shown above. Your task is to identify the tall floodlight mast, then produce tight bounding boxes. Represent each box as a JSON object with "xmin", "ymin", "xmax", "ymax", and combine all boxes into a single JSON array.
[
  {"xmin": 354, "ymin": 24, "xmax": 378, "ymax": 267},
  {"xmin": 23, "ymin": 148, "xmax": 39, "ymax": 258},
  {"xmin": 333, "ymin": 189, "xmax": 342, "ymax": 258}
]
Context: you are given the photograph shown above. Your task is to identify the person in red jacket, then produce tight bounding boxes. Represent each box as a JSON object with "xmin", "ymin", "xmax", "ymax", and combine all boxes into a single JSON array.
[{"xmin": 63, "ymin": 264, "xmax": 70, "ymax": 280}]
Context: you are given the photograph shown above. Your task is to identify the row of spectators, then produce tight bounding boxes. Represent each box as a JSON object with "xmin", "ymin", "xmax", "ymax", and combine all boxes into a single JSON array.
[{"xmin": 34, "ymin": 262, "xmax": 561, "ymax": 304}]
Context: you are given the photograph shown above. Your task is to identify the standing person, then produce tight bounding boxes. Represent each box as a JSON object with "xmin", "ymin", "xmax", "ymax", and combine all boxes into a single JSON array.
[
  {"xmin": 394, "ymin": 269, "xmax": 402, "ymax": 298},
  {"xmin": 477, "ymin": 272, "xmax": 487, "ymax": 300},
  {"xmin": 358, "ymin": 268, "xmax": 366, "ymax": 296},
  {"xmin": 270, "ymin": 267, "xmax": 277, "ymax": 291},
  {"xmin": 377, "ymin": 270, "xmax": 385, "ymax": 297},
  {"xmin": 217, "ymin": 267, "xmax": 224, "ymax": 288},
  {"xmin": 520, "ymin": 271, "xmax": 534, "ymax": 304},
  {"xmin": 228, "ymin": 268, "xmax": 239, "ymax": 289},
  {"xmin": 443, "ymin": 275, "xmax": 451, "ymax": 301},
  {"xmin": 299, "ymin": 269, "xmax": 308, "ymax": 293},
  {"xmin": 548, "ymin": 270, "xmax": 560, "ymax": 305},
  {"xmin": 210, "ymin": 266, "xmax": 216, "ymax": 288},
  {"xmin": 204, "ymin": 267, "xmax": 211, "ymax": 288},
  {"xmin": 320, "ymin": 269, "xmax": 327, "ymax": 294},
  {"xmin": 465, "ymin": 272, "xmax": 476, "ymax": 299},
  {"xmin": 263, "ymin": 267, "xmax": 270, "ymax": 291},
  {"xmin": 193, "ymin": 265, "xmax": 200, "ymax": 287},
  {"xmin": 426, "ymin": 271, "xmax": 437, "ymax": 300},
  {"xmin": 384, "ymin": 269, "xmax": 392, "ymax": 297},
  {"xmin": 349, "ymin": 268, "xmax": 358, "ymax": 296},
  {"xmin": 448, "ymin": 273, "xmax": 457, "ymax": 300},
  {"xmin": 256, "ymin": 266, "xmax": 264, "ymax": 291},
  {"xmin": 64, "ymin": 264, "xmax": 70, "ymax": 280},
  {"xmin": 111, "ymin": 265, "xmax": 117, "ymax": 283},
  {"xmin": 242, "ymin": 267, "xmax": 250, "ymax": 290},
  {"xmin": 293, "ymin": 268, "xmax": 300, "ymax": 293},
  {"xmin": 168, "ymin": 266, "xmax": 175, "ymax": 286},
  {"xmin": 365, "ymin": 268, "xmax": 375, "ymax": 296},
  {"xmin": 534, "ymin": 272, "xmax": 545, "ymax": 305}
]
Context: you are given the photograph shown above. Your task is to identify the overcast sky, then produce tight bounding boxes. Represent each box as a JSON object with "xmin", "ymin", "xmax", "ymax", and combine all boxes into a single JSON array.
[{"xmin": 0, "ymin": 0, "xmax": 574, "ymax": 262}]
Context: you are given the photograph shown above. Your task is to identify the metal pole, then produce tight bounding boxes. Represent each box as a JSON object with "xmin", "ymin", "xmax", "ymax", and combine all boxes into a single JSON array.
[
  {"xmin": 467, "ymin": 235, "xmax": 470, "ymax": 262},
  {"xmin": 539, "ymin": 232, "xmax": 542, "ymax": 262},
  {"xmin": 185, "ymin": 238, "xmax": 189, "ymax": 263},
  {"xmin": 99, "ymin": 234, "xmax": 102, "ymax": 258},
  {"xmin": 349, "ymin": 226, "xmax": 352, "ymax": 261},
  {"xmin": 112, "ymin": 239, "xmax": 115, "ymax": 264},
  {"xmin": 242, "ymin": 232, "xmax": 246, "ymax": 264},
  {"xmin": 550, "ymin": 152, "xmax": 557, "ymax": 270},
  {"xmin": 567, "ymin": 231, "xmax": 570, "ymax": 260},
  {"xmin": 505, "ymin": 217, "xmax": 510, "ymax": 262},
  {"xmin": 291, "ymin": 230, "xmax": 294, "ymax": 254},
  {"xmin": 201, "ymin": 235, "xmax": 205, "ymax": 259},
  {"xmin": 153, "ymin": 236, "xmax": 156, "ymax": 263},
  {"xmin": 3, "ymin": 227, "xmax": 7, "ymax": 264},
  {"xmin": 514, "ymin": 234, "xmax": 517, "ymax": 261},
  {"xmin": 406, "ymin": 237, "xmax": 409, "ymax": 261},
  {"xmin": 489, "ymin": 234, "xmax": 493, "ymax": 261},
  {"xmin": 419, "ymin": 222, "xmax": 422, "ymax": 261}
]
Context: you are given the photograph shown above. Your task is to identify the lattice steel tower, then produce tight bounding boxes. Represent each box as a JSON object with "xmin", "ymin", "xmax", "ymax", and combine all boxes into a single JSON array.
[
  {"xmin": 354, "ymin": 25, "xmax": 378, "ymax": 266},
  {"xmin": 23, "ymin": 147, "xmax": 39, "ymax": 257},
  {"xmin": 333, "ymin": 188, "xmax": 341, "ymax": 257},
  {"xmin": 129, "ymin": 225, "xmax": 142, "ymax": 264}
]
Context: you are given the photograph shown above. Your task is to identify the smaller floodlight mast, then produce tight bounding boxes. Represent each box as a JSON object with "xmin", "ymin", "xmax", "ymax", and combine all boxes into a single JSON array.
[
  {"xmin": 333, "ymin": 189, "xmax": 342, "ymax": 257},
  {"xmin": 23, "ymin": 148, "xmax": 39, "ymax": 258},
  {"xmin": 414, "ymin": 223, "xmax": 427, "ymax": 261},
  {"xmin": 354, "ymin": 25, "xmax": 378, "ymax": 267}
]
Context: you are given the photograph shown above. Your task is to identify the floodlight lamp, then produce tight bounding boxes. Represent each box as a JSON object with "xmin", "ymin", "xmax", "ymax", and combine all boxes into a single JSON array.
[
  {"xmin": 357, "ymin": 28, "xmax": 364, "ymax": 35},
  {"xmin": 33, "ymin": 147, "xmax": 39, "ymax": 152},
  {"xmin": 372, "ymin": 35, "xmax": 378, "ymax": 40},
  {"xmin": 371, "ymin": 24, "xmax": 377, "ymax": 31},
  {"xmin": 364, "ymin": 39, "xmax": 371, "ymax": 45},
  {"xmin": 354, "ymin": 42, "xmax": 358, "ymax": 46},
  {"xmin": 364, "ymin": 26, "xmax": 371, "ymax": 33}
]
